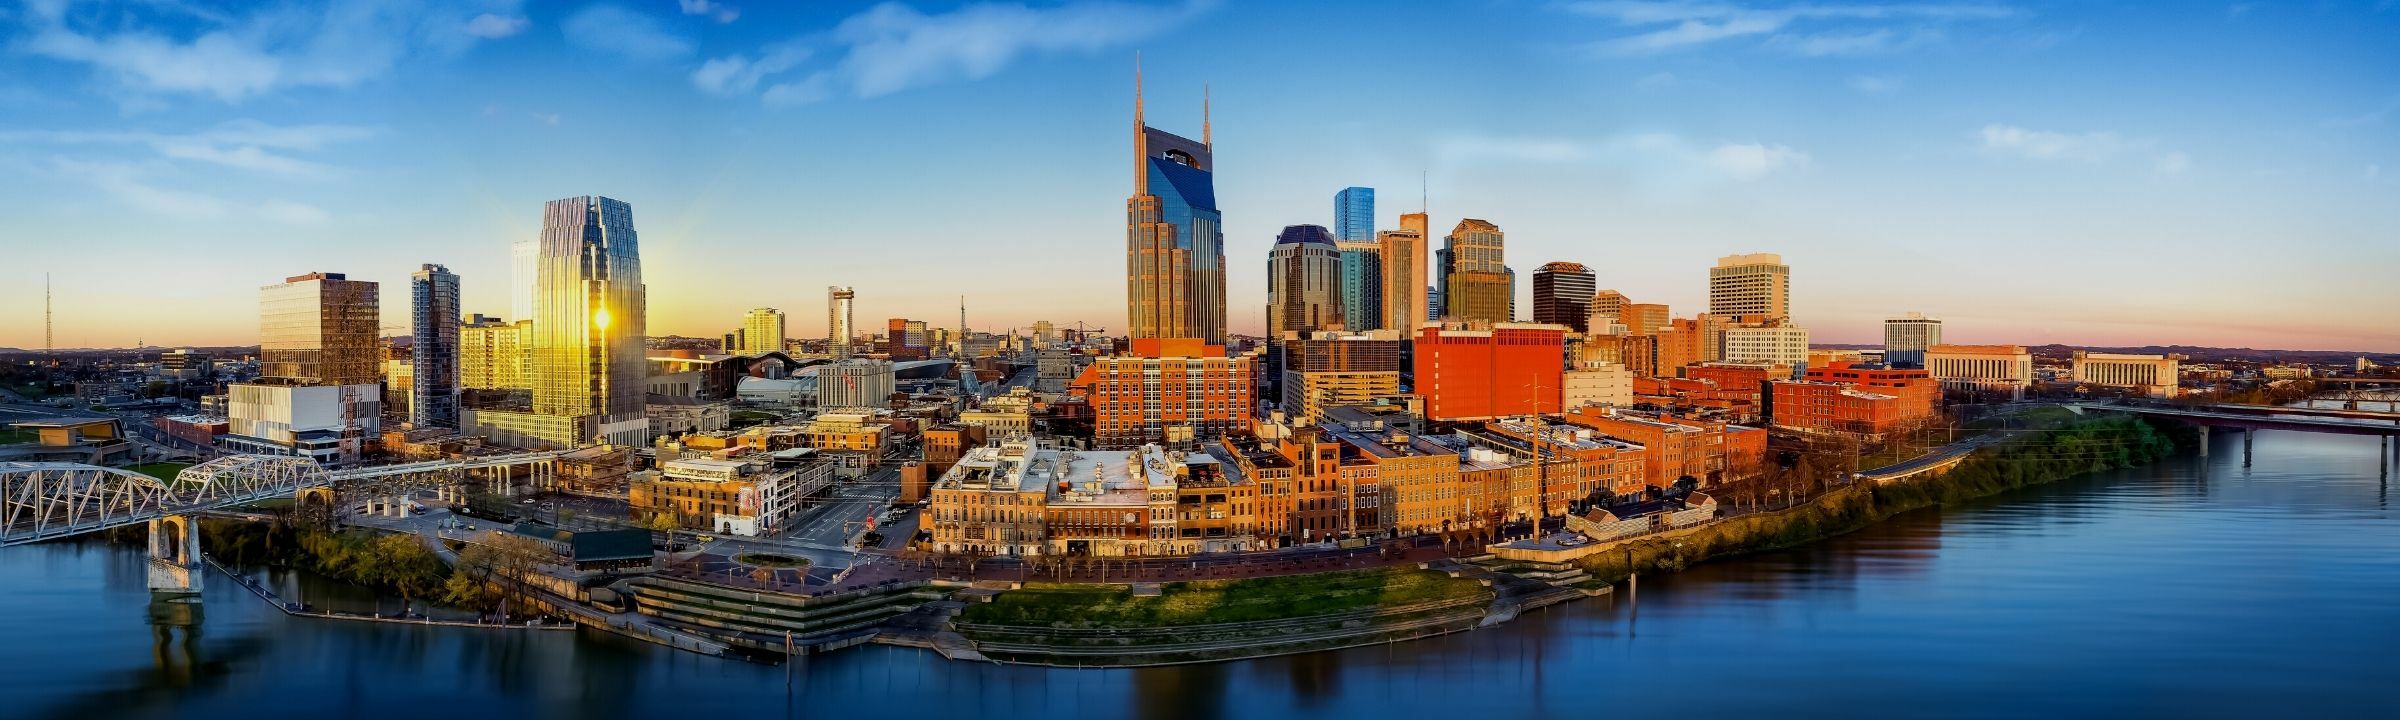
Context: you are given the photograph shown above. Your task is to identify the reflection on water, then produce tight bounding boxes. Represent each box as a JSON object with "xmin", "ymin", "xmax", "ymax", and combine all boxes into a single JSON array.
[{"xmin": 2, "ymin": 431, "xmax": 2397, "ymax": 719}]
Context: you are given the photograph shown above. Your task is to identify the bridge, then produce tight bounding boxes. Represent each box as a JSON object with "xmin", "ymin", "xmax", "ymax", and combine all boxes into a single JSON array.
[
  {"xmin": 2073, "ymin": 402, "xmax": 2400, "ymax": 469},
  {"xmin": 0, "ymin": 451, "xmax": 564, "ymax": 597}
]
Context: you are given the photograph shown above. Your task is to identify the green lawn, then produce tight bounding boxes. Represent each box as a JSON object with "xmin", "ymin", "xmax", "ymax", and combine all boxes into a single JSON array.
[
  {"xmin": 959, "ymin": 567, "xmax": 1490, "ymax": 628},
  {"xmin": 128, "ymin": 462, "xmax": 193, "ymax": 481}
]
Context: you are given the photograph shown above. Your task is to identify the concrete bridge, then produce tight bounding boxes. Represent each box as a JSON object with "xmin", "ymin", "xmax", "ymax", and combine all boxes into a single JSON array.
[
  {"xmin": 0, "ymin": 451, "xmax": 563, "ymax": 598},
  {"xmin": 2072, "ymin": 402, "xmax": 2400, "ymax": 468}
]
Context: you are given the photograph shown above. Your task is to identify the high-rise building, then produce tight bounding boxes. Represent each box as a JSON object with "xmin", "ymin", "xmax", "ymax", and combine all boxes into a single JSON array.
[
  {"xmin": 1709, "ymin": 253, "xmax": 1791, "ymax": 320},
  {"xmin": 1085, "ymin": 338, "xmax": 1254, "ymax": 449},
  {"xmin": 828, "ymin": 287, "xmax": 856, "ymax": 360},
  {"xmin": 1127, "ymin": 68, "xmax": 1225, "ymax": 344},
  {"xmin": 1531, "ymin": 261, "xmax": 1595, "ymax": 332},
  {"xmin": 509, "ymin": 239, "xmax": 536, "ymax": 323},
  {"xmin": 1279, "ymin": 334, "xmax": 1401, "ymax": 424},
  {"xmin": 1337, "ymin": 240, "xmax": 1383, "ymax": 332},
  {"xmin": 1619, "ymin": 303, "xmax": 1670, "ymax": 336},
  {"xmin": 743, "ymin": 308, "xmax": 786, "ymax": 356},
  {"xmin": 1441, "ymin": 219, "xmax": 1509, "ymax": 323},
  {"xmin": 466, "ymin": 196, "xmax": 647, "ymax": 449},
  {"xmin": 1380, "ymin": 213, "xmax": 1429, "ymax": 333},
  {"xmin": 1882, "ymin": 312, "xmax": 1943, "ymax": 368},
  {"xmin": 460, "ymin": 316, "xmax": 530, "ymax": 390},
  {"xmin": 259, "ymin": 272, "xmax": 381, "ymax": 386},
  {"xmin": 1723, "ymin": 324, "xmax": 1810, "ymax": 374},
  {"xmin": 1267, "ymin": 225, "xmax": 1344, "ymax": 336},
  {"xmin": 1334, "ymin": 186, "xmax": 1374, "ymax": 242},
  {"xmin": 409, "ymin": 264, "xmax": 460, "ymax": 429}
]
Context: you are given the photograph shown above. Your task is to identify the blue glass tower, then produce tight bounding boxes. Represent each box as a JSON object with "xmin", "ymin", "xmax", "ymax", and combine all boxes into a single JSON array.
[
  {"xmin": 1334, "ymin": 187, "xmax": 1374, "ymax": 243},
  {"xmin": 1127, "ymin": 69, "xmax": 1225, "ymax": 344}
]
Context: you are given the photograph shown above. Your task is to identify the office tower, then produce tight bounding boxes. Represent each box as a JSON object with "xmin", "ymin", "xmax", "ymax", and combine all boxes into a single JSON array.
[
  {"xmin": 1532, "ymin": 261, "xmax": 1594, "ymax": 332},
  {"xmin": 509, "ymin": 239, "xmax": 536, "ymax": 323},
  {"xmin": 1883, "ymin": 312, "xmax": 1943, "ymax": 368},
  {"xmin": 1709, "ymin": 253, "xmax": 1791, "ymax": 320},
  {"xmin": 1088, "ymin": 338, "xmax": 1254, "ymax": 449},
  {"xmin": 472, "ymin": 195, "xmax": 647, "ymax": 449},
  {"xmin": 461, "ymin": 316, "xmax": 531, "ymax": 389},
  {"xmin": 1441, "ymin": 219, "xmax": 1509, "ymax": 323},
  {"xmin": 1126, "ymin": 67, "xmax": 1226, "ymax": 344},
  {"xmin": 828, "ymin": 286, "xmax": 856, "ymax": 359},
  {"xmin": 409, "ymin": 264, "xmax": 460, "ymax": 429},
  {"xmin": 1280, "ymin": 334, "xmax": 1401, "ymax": 424},
  {"xmin": 1267, "ymin": 225, "xmax": 1345, "ymax": 336},
  {"xmin": 259, "ymin": 272, "xmax": 381, "ymax": 386},
  {"xmin": 1506, "ymin": 265, "xmax": 1517, "ymax": 321},
  {"xmin": 1723, "ymin": 324, "xmax": 1811, "ymax": 375},
  {"xmin": 1588, "ymin": 290, "xmax": 1627, "ymax": 325},
  {"xmin": 1338, "ymin": 239, "xmax": 1383, "ymax": 332},
  {"xmin": 1380, "ymin": 213, "xmax": 1428, "ymax": 333},
  {"xmin": 1433, "ymin": 247, "xmax": 1450, "ymax": 320},
  {"xmin": 1620, "ymin": 303, "xmax": 1669, "ymax": 336},
  {"xmin": 1334, "ymin": 186, "xmax": 1375, "ymax": 242},
  {"xmin": 742, "ymin": 308, "xmax": 786, "ymax": 356}
]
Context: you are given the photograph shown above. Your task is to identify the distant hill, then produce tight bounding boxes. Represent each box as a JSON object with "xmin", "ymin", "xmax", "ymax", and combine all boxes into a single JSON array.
[{"xmin": 1816, "ymin": 342, "xmax": 2395, "ymax": 364}]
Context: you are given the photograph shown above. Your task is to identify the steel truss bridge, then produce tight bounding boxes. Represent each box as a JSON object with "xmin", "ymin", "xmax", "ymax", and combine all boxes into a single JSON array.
[{"xmin": 0, "ymin": 451, "xmax": 564, "ymax": 550}]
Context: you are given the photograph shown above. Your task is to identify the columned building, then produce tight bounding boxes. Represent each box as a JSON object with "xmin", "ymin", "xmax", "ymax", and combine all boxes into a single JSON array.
[
  {"xmin": 1531, "ymin": 261, "xmax": 1595, "ymax": 332},
  {"xmin": 1267, "ymin": 225, "xmax": 1344, "ymax": 336},
  {"xmin": 409, "ymin": 264, "xmax": 460, "ymax": 429},
  {"xmin": 1126, "ymin": 69, "xmax": 1226, "ymax": 344},
  {"xmin": 1927, "ymin": 344, "xmax": 2033, "ymax": 400},
  {"xmin": 1708, "ymin": 253, "xmax": 1791, "ymax": 321},
  {"xmin": 1883, "ymin": 312, "xmax": 1943, "ymax": 368},
  {"xmin": 1441, "ymin": 219, "xmax": 1509, "ymax": 324},
  {"xmin": 2072, "ymin": 351, "xmax": 2182, "ymax": 398}
]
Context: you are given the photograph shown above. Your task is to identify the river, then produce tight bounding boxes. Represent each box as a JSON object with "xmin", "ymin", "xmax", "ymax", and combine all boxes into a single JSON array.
[{"xmin": 4, "ymin": 428, "xmax": 2396, "ymax": 719}]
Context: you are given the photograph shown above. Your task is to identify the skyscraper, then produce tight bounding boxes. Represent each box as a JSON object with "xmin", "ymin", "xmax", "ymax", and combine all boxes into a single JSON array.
[
  {"xmin": 743, "ymin": 308, "xmax": 786, "ymax": 356},
  {"xmin": 1337, "ymin": 239, "xmax": 1383, "ymax": 332},
  {"xmin": 1441, "ymin": 219, "xmax": 1510, "ymax": 324},
  {"xmin": 1883, "ymin": 312, "xmax": 1943, "ymax": 368},
  {"xmin": 260, "ymin": 272, "xmax": 381, "ymax": 386},
  {"xmin": 828, "ymin": 286, "xmax": 856, "ymax": 359},
  {"xmin": 1334, "ymin": 186, "xmax": 1374, "ymax": 242},
  {"xmin": 509, "ymin": 239, "xmax": 536, "ymax": 323},
  {"xmin": 1126, "ymin": 67, "xmax": 1226, "ymax": 344},
  {"xmin": 1531, "ymin": 261, "xmax": 1595, "ymax": 332},
  {"xmin": 472, "ymin": 195, "xmax": 647, "ymax": 449},
  {"xmin": 1267, "ymin": 225, "xmax": 1345, "ymax": 336},
  {"xmin": 409, "ymin": 264, "xmax": 460, "ymax": 429},
  {"xmin": 1378, "ymin": 221, "xmax": 1427, "ymax": 333},
  {"xmin": 1709, "ymin": 253, "xmax": 1791, "ymax": 321}
]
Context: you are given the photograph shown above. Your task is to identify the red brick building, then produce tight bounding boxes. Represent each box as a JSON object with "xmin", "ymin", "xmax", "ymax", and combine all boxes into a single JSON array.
[
  {"xmin": 1769, "ymin": 362, "xmax": 1941, "ymax": 439},
  {"xmin": 1413, "ymin": 322, "xmax": 1568, "ymax": 421},
  {"xmin": 1087, "ymin": 338, "xmax": 1255, "ymax": 449},
  {"xmin": 1561, "ymin": 407, "xmax": 1767, "ymax": 488}
]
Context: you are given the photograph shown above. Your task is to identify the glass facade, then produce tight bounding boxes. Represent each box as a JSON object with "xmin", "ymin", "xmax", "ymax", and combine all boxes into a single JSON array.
[
  {"xmin": 828, "ymin": 287, "xmax": 855, "ymax": 359},
  {"xmin": 1333, "ymin": 186, "xmax": 1374, "ymax": 242},
  {"xmin": 410, "ymin": 264, "xmax": 460, "ymax": 429},
  {"xmin": 259, "ymin": 272, "xmax": 380, "ymax": 386},
  {"xmin": 743, "ymin": 307, "xmax": 785, "ymax": 355},
  {"xmin": 1442, "ymin": 219, "xmax": 1509, "ymax": 324},
  {"xmin": 521, "ymin": 196, "xmax": 648, "ymax": 448},
  {"xmin": 1128, "ymin": 96, "xmax": 1226, "ymax": 344},
  {"xmin": 1338, "ymin": 241, "xmax": 1384, "ymax": 332}
]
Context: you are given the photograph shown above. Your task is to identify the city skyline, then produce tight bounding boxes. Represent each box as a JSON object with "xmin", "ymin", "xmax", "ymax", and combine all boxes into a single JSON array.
[{"xmin": 2, "ymin": 1, "xmax": 2398, "ymax": 351}]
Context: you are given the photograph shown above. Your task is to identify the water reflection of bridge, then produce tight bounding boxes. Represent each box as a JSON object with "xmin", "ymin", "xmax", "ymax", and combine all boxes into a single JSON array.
[{"xmin": 0, "ymin": 452, "xmax": 563, "ymax": 599}]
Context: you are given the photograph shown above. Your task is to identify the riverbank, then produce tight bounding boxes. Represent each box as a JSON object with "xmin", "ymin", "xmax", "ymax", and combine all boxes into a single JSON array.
[{"xmin": 936, "ymin": 414, "xmax": 2184, "ymax": 667}]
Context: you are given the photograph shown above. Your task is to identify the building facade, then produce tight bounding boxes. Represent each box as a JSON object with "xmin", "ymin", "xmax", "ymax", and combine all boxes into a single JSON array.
[
  {"xmin": 1413, "ymin": 322, "xmax": 1568, "ymax": 422},
  {"xmin": 1722, "ymin": 325, "xmax": 1811, "ymax": 374},
  {"xmin": 1378, "ymin": 217, "xmax": 1428, "ymax": 333},
  {"xmin": 1531, "ymin": 261, "xmax": 1596, "ymax": 332},
  {"xmin": 466, "ymin": 196, "xmax": 648, "ymax": 449},
  {"xmin": 1563, "ymin": 362, "xmax": 1634, "ymax": 410},
  {"xmin": 1126, "ymin": 73, "xmax": 1227, "ymax": 344},
  {"xmin": 827, "ymin": 287, "xmax": 856, "ymax": 359},
  {"xmin": 1280, "ymin": 335, "xmax": 1402, "ymax": 425},
  {"xmin": 1266, "ymin": 225, "xmax": 1345, "ymax": 336},
  {"xmin": 1708, "ymin": 253, "xmax": 1791, "ymax": 320},
  {"xmin": 818, "ymin": 359, "xmax": 897, "ymax": 410},
  {"xmin": 1441, "ymin": 219, "xmax": 1510, "ymax": 323},
  {"xmin": 1927, "ymin": 344, "xmax": 2034, "ymax": 400},
  {"xmin": 460, "ymin": 316, "xmax": 530, "ymax": 390},
  {"xmin": 2072, "ymin": 351, "xmax": 2182, "ymax": 398},
  {"xmin": 1883, "ymin": 312, "xmax": 1943, "ymax": 368},
  {"xmin": 743, "ymin": 308, "xmax": 786, "ymax": 356},
  {"xmin": 409, "ymin": 264, "xmax": 460, "ymax": 429},
  {"xmin": 259, "ymin": 272, "xmax": 381, "ymax": 386},
  {"xmin": 1086, "ymin": 338, "xmax": 1255, "ymax": 449}
]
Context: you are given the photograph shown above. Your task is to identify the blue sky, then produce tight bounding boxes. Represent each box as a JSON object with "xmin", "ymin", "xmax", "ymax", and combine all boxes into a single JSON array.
[{"xmin": 2, "ymin": 0, "xmax": 2396, "ymax": 352}]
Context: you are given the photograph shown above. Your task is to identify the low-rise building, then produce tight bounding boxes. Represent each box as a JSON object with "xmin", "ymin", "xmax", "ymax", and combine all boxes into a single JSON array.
[
  {"xmin": 1927, "ymin": 344, "xmax": 2034, "ymax": 400},
  {"xmin": 2072, "ymin": 351, "xmax": 2182, "ymax": 398},
  {"xmin": 1770, "ymin": 364, "xmax": 1939, "ymax": 440},
  {"xmin": 927, "ymin": 442, "xmax": 1257, "ymax": 557},
  {"xmin": 629, "ymin": 456, "xmax": 834, "ymax": 536}
]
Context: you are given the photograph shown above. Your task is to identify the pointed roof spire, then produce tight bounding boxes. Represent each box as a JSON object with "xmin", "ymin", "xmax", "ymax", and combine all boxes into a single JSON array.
[
  {"xmin": 1134, "ymin": 51, "xmax": 1148, "ymax": 195},
  {"xmin": 1203, "ymin": 82, "xmax": 1211, "ymax": 147}
]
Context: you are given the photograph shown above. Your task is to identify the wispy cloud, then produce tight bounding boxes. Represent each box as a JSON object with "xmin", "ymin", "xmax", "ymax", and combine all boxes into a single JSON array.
[
  {"xmin": 1563, "ymin": 1, "xmax": 2015, "ymax": 56},
  {"xmin": 1978, "ymin": 123, "xmax": 2188, "ymax": 174},
  {"xmin": 49, "ymin": 158, "xmax": 329, "ymax": 224},
  {"xmin": 16, "ymin": 0, "xmax": 526, "ymax": 103},
  {"xmin": 563, "ymin": 4, "xmax": 694, "ymax": 61},
  {"xmin": 694, "ymin": 0, "xmax": 1214, "ymax": 107},
  {"xmin": 1437, "ymin": 131, "xmax": 1809, "ymax": 183},
  {"xmin": 680, "ymin": 0, "xmax": 741, "ymax": 24},
  {"xmin": 0, "ymin": 120, "xmax": 375, "ymax": 178}
]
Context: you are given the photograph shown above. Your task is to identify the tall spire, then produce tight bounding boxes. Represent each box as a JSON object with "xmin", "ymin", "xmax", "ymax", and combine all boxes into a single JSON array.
[
  {"xmin": 1133, "ymin": 52, "xmax": 1147, "ymax": 195},
  {"xmin": 1203, "ymin": 82, "xmax": 1211, "ymax": 147}
]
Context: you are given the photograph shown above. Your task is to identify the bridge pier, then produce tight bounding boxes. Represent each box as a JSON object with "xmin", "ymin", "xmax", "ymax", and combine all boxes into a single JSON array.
[
  {"xmin": 2198, "ymin": 426, "xmax": 2210, "ymax": 458},
  {"xmin": 146, "ymin": 514, "xmax": 202, "ymax": 598},
  {"xmin": 2244, "ymin": 429, "xmax": 2254, "ymax": 467}
]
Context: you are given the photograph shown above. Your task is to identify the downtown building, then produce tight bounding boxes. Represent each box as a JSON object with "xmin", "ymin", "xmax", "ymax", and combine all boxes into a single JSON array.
[
  {"xmin": 1266, "ymin": 224, "xmax": 1345, "ymax": 336},
  {"xmin": 1531, "ymin": 261, "xmax": 1596, "ymax": 333},
  {"xmin": 409, "ymin": 264, "xmax": 460, "ymax": 430},
  {"xmin": 1412, "ymin": 322, "xmax": 1568, "ymax": 422},
  {"xmin": 742, "ymin": 308, "xmax": 786, "ymax": 356},
  {"xmin": 827, "ymin": 287, "xmax": 856, "ymax": 359},
  {"xmin": 1440, "ymin": 219, "xmax": 1510, "ymax": 324},
  {"xmin": 1084, "ymin": 338, "xmax": 1255, "ymax": 449},
  {"xmin": 1378, "ymin": 212, "xmax": 1430, "ymax": 333},
  {"xmin": 1883, "ymin": 312, "xmax": 1943, "ymax": 368},
  {"xmin": 463, "ymin": 196, "xmax": 649, "ymax": 450},
  {"xmin": 1927, "ymin": 344, "xmax": 2034, "ymax": 400},
  {"xmin": 2071, "ymin": 351, "xmax": 2182, "ymax": 398},
  {"xmin": 927, "ymin": 441, "xmax": 1262, "ymax": 557},
  {"xmin": 1770, "ymin": 363, "xmax": 1941, "ymax": 440},
  {"xmin": 1708, "ymin": 253, "xmax": 1791, "ymax": 320},
  {"xmin": 1126, "ymin": 72, "xmax": 1227, "ymax": 344},
  {"xmin": 225, "ymin": 272, "xmax": 383, "ymax": 464},
  {"xmin": 1279, "ymin": 333, "xmax": 1402, "ymax": 425}
]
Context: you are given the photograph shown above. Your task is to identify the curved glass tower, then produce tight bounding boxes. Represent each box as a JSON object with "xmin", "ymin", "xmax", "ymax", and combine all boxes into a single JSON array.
[
  {"xmin": 1127, "ymin": 69, "xmax": 1226, "ymax": 344},
  {"xmin": 529, "ymin": 195, "xmax": 648, "ymax": 447}
]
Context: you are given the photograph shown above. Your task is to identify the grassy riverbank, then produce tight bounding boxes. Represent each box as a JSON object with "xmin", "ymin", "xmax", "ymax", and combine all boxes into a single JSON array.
[
  {"xmin": 1572, "ymin": 414, "xmax": 2183, "ymax": 584},
  {"xmin": 960, "ymin": 567, "xmax": 1488, "ymax": 628}
]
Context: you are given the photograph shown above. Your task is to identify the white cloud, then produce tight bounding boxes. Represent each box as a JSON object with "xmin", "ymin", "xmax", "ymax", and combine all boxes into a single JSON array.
[
  {"xmin": 563, "ymin": 4, "xmax": 693, "ymax": 61},
  {"xmin": 1848, "ymin": 75, "xmax": 1902, "ymax": 94},
  {"xmin": 1709, "ymin": 141, "xmax": 1810, "ymax": 180},
  {"xmin": 1979, "ymin": 123, "xmax": 2189, "ymax": 174},
  {"xmin": 0, "ymin": 120, "xmax": 374, "ymax": 178},
  {"xmin": 1564, "ymin": 1, "xmax": 2014, "ymax": 56},
  {"xmin": 696, "ymin": 0, "xmax": 1212, "ymax": 107},
  {"xmin": 1436, "ymin": 135, "xmax": 1591, "ymax": 165},
  {"xmin": 464, "ymin": 13, "xmax": 530, "ymax": 39},
  {"xmin": 49, "ymin": 158, "xmax": 328, "ymax": 224},
  {"xmin": 19, "ymin": 1, "xmax": 527, "ymax": 102},
  {"xmin": 680, "ymin": 0, "xmax": 741, "ymax": 24}
]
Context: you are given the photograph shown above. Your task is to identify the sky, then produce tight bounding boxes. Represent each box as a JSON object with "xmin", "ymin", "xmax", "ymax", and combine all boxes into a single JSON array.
[{"xmin": 1, "ymin": 0, "xmax": 2396, "ymax": 353}]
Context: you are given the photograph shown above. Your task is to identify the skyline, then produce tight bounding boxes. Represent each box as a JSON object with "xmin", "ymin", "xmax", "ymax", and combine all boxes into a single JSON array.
[{"xmin": 3, "ymin": 1, "xmax": 2398, "ymax": 352}]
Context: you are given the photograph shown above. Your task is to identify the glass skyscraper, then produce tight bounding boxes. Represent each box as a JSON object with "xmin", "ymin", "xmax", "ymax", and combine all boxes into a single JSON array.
[
  {"xmin": 1126, "ymin": 69, "xmax": 1226, "ymax": 344},
  {"xmin": 259, "ymin": 272, "xmax": 381, "ymax": 387},
  {"xmin": 410, "ymin": 264, "xmax": 460, "ymax": 429},
  {"xmin": 1334, "ymin": 187, "xmax": 1374, "ymax": 242},
  {"xmin": 506, "ymin": 195, "xmax": 648, "ymax": 448}
]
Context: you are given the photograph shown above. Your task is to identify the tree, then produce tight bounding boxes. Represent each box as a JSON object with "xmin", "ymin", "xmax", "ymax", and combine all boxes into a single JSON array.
[{"xmin": 363, "ymin": 534, "xmax": 445, "ymax": 611}]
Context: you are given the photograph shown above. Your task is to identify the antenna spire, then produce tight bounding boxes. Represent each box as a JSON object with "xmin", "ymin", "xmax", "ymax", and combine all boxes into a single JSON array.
[
  {"xmin": 1133, "ymin": 52, "xmax": 1147, "ymax": 195},
  {"xmin": 1203, "ymin": 82, "xmax": 1211, "ymax": 147}
]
